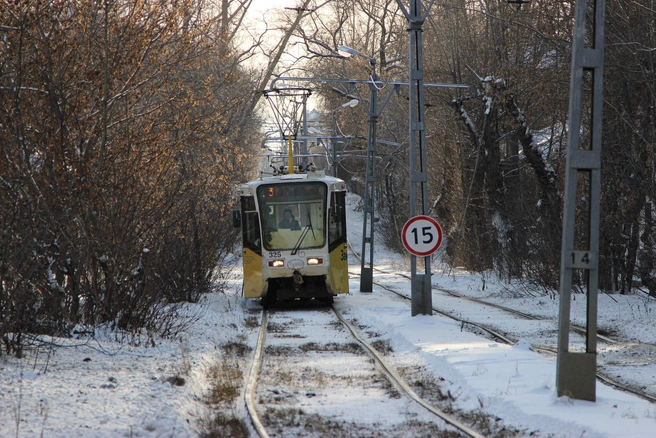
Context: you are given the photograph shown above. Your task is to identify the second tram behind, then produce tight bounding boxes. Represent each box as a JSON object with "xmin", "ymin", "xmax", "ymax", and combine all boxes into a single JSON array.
[{"xmin": 235, "ymin": 168, "xmax": 349, "ymax": 306}]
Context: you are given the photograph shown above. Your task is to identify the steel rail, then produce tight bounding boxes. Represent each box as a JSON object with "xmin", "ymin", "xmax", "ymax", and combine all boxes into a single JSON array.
[
  {"xmin": 331, "ymin": 306, "xmax": 486, "ymax": 438},
  {"xmin": 350, "ymin": 271, "xmax": 517, "ymax": 345},
  {"xmin": 346, "ymin": 239, "xmax": 656, "ymax": 403},
  {"xmin": 401, "ymin": 271, "xmax": 616, "ymax": 345},
  {"xmin": 244, "ymin": 311, "xmax": 270, "ymax": 438},
  {"xmin": 244, "ymin": 304, "xmax": 487, "ymax": 437},
  {"xmin": 367, "ymin": 275, "xmax": 656, "ymax": 404},
  {"xmin": 351, "ymin": 248, "xmax": 656, "ymax": 403},
  {"xmin": 347, "ymin": 238, "xmax": 616, "ymax": 343}
]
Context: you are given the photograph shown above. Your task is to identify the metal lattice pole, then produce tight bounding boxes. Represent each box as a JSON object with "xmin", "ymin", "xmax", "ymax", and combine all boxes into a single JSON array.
[
  {"xmin": 360, "ymin": 66, "xmax": 379, "ymax": 292},
  {"xmin": 398, "ymin": 0, "xmax": 433, "ymax": 315},
  {"xmin": 557, "ymin": 0, "xmax": 605, "ymax": 402}
]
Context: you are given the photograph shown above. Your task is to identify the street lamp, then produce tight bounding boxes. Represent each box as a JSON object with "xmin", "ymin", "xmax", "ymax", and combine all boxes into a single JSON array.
[
  {"xmin": 338, "ymin": 44, "xmax": 379, "ymax": 292},
  {"xmin": 337, "ymin": 46, "xmax": 377, "ymax": 78},
  {"xmin": 338, "ymin": 45, "xmax": 374, "ymax": 61},
  {"xmin": 331, "ymin": 99, "xmax": 359, "ymax": 178}
]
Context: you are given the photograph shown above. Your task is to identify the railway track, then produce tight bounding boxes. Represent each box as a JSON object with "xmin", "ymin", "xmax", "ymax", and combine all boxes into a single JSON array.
[
  {"xmin": 348, "ymin": 264, "xmax": 656, "ymax": 404},
  {"xmin": 391, "ymin": 270, "xmax": 618, "ymax": 344},
  {"xmin": 244, "ymin": 304, "xmax": 489, "ymax": 438},
  {"xmin": 345, "ymin": 238, "xmax": 656, "ymax": 403}
]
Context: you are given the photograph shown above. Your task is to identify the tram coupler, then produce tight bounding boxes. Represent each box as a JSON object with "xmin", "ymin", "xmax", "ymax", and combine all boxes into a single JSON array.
[{"xmin": 293, "ymin": 270, "xmax": 304, "ymax": 291}]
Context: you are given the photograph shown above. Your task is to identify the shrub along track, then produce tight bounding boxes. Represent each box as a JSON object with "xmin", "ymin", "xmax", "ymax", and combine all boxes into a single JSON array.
[
  {"xmin": 244, "ymin": 304, "xmax": 488, "ymax": 438},
  {"xmin": 348, "ymin": 262, "xmax": 656, "ymax": 404}
]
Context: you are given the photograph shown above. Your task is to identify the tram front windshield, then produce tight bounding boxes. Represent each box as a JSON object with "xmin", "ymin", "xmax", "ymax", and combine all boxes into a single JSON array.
[{"xmin": 256, "ymin": 182, "xmax": 326, "ymax": 252}]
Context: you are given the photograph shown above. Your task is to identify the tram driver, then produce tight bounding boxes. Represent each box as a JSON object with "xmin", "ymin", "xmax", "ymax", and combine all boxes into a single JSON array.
[{"xmin": 278, "ymin": 208, "xmax": 301, "ymax": 230}]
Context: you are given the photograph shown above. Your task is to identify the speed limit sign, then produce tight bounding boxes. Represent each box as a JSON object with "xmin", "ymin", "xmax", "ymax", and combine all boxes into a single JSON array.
[{"xmin": 402, "ymin": 215, "xmax": 443, "ymax": 257}]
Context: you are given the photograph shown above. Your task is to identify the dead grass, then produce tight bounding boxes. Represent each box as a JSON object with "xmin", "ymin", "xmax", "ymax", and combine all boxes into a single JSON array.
[
  {"xmin": 261, "ymin": 407, "xmax": 465, "ymax": 437},
  {"xmin": 222, "ymin": 341, "xmax": 251, "ymax": 357},
  {"xmin": 298, "ymin": 342, "xmax": 364, "ymax": 354},
  {"xmin": 264, "ymin": 345, "xmax": 294, "ymax": 356},
  {"xmin": 371, "ymin": 339, "xmax": 394, "ymax": 355},
  {"xmin": 206, "ymin": 357, "xmax": 242, "ymax": 405},
  {"xmin": 199, "ymin": 411, "xmax": 248, "ymax": 438},
  {"xmin": 262, "ymin": 407, "xmax": 349, "ymax": 436},
  {"xmin": 270, "ymin": 368, "xmax": 297, "ymax": 385},
  {"xmin": 199, "ymin": 328, "xmax": 253, "ymax": 437},
  {"xmin": 398, "ymin": 365, "xmax": 524, "ymax": 437},
  {"xmin": 267, "ymin": 321, "xmax": 292, "ymax": 333},
  {"xmin": 244, "ymin": 316, "xmax": 259, "ymax": 329}
]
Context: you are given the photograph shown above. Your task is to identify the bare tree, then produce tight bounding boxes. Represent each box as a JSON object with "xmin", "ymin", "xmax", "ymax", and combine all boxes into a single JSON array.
[
  {"xmin": 600, "ymin": 0, "xmax": 656, "ymax": 295},
  {"xmin": 0, "ymin": 0, "xmax": 260, "ymax": 354}
]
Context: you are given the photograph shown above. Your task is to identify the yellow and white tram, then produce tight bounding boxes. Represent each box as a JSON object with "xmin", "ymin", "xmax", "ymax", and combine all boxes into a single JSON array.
[{"xmin": 235, "ymin": 167, "xmax": 349, "ymax": 306}]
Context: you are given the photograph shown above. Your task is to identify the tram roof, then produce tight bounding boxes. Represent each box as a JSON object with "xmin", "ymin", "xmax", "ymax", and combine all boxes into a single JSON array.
[{"xmin": 239, "ymin": 171, "xmax": 347, "ymax": 195}]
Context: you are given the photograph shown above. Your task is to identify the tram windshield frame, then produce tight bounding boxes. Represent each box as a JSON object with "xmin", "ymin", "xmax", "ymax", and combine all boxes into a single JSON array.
[{"xmin": 256, "ymin": 182, "xmax": 327, "ymax": 252}]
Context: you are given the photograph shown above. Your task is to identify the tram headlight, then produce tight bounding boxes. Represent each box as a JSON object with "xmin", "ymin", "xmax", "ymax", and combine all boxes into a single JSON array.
[
  {"xmin": 268, "ymin": 260, "xmax": 284, "ymax": 267},
  {"xmin": 307, "ymin": 257, "xmax": 323, "ymax": 265}
]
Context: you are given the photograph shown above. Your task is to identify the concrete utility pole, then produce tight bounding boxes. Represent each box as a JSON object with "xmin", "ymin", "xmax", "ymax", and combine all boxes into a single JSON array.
[
  {"xmin": 557, "ymin": 0, "xmax": 605, "ymax": 402},
  {"xmin": 397, "ymin": 0, "xmax": 435, "ymax": 316}
]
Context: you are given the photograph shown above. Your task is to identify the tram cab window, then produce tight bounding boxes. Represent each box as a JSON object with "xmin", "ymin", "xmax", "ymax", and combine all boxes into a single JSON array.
[{"xmin": 256, "ymin": 182, "xmax": 326, "ymax": 251}]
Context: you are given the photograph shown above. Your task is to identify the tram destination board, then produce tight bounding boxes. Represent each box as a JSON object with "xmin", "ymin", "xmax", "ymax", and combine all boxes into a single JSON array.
[{"xmin": 402, "ymin": 215, "xmax": 443, "ymax": 257}]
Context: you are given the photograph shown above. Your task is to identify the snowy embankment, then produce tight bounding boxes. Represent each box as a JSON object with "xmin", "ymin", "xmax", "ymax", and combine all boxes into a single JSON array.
[{"xmin": 0, "ymin": 286, "xmax": 249, "ymax": 437}]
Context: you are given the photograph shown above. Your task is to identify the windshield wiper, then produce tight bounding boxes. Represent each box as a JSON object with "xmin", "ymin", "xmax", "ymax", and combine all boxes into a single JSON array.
[
  {"xmin": 290, "ymin": 227, "xmax": 309, "ymax": 255},
  {"xmin": 290, "ymin": 211, "xmax": 315, "ymax": 256},
  {"xmin": 306, "ymin": 210, "xmax": 315, "ymax": 240}
]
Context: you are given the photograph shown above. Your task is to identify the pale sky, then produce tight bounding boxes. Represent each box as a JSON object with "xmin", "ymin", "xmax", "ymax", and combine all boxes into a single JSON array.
[
  {"xmin": 249, "ymin": 0, "xmax": 298, "ymax": 14},
  {"xmin": 241, "ymin": 0, "xmax": 305, "ymax": 51},
  {"xmin": 242, "ymin": 0, "xmax": 316, "ymax": 85}
]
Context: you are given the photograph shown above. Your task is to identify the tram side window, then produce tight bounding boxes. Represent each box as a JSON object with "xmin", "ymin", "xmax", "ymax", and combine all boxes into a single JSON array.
[
  {"xmin": 241, "ymin": 196, "xmax": 261, "ymax": 255},
  {"xmin": 329, "ymin": 191, "xmax": 346, "ymax": 251}
]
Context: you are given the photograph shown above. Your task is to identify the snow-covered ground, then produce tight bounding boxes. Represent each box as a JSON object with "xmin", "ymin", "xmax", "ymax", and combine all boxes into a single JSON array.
[{"xmin": 2, "ymin": 193, "xmax": 656, "ymax": 437}]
